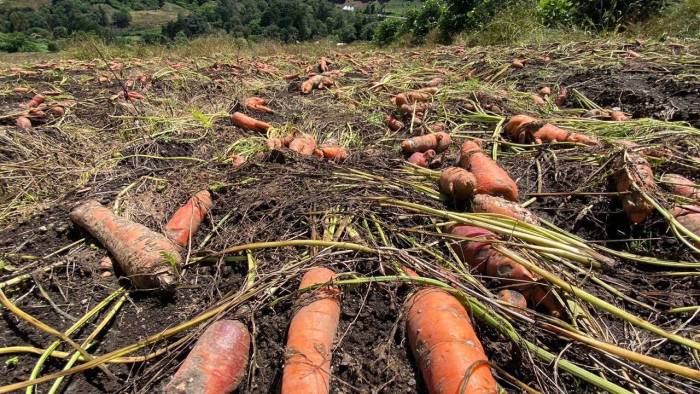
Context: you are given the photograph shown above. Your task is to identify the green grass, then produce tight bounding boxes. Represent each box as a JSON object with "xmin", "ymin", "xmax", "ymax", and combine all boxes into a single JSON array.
[
  {"xmin": 0, "ymin": 0, "xmax": 49, "ymax": 10},
  {"xmin": 341, "ymin": 0, "xmax": 420, "ymax": 15},
  {"xmin": 130, "ymin": 2, "xmax": 187, "ymax": 30}
]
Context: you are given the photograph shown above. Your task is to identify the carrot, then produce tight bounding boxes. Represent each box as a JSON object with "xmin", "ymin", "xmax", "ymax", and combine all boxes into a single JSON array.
[
  {"xmin": 511, "ymin": 59, "xmax": 524, "ymax": 69},
  {"xmin": 70, "ymin": 200, "xmax": 180, "ymax": 290},
  {"xmin": 49, "ymin": 105, "xmax": 65, "ymax": 117},
  {"xmin": 398, "ymin": 102, "xmax": 432, "ymax": 115},
  {"xmin": 613, "ymin": 153, "xmax": 655, "ymax": 224},
  {"xmin": 319, "ymin": 56, "xmax": 331, "ymax": 72},
  {"xmin": 230, "ymin": 112, "xmax": 270, "ymax": 133},
  {"xmin": 504, "ymin": 115, "xmax": 598, "ymax": 146},
  {"xmin": 457, "ymin": 140, "xmax": 519, "ymax": 201},
  {"xmin": 555, "ymin": 86, "xmax": 567, "ymax": 106},
  {"xmin": 14, "ymin": 87, "xmax": 30, "ymax": 94},
  {"xmin": 165, "ymin": 320, "xmax": 251, "ymax": 394},
  {"xmin": 267, "ymin": 135, "xmax": 294, "ymax": 150},
  {"xmin": 661, "ymin": 174, "xmax": 699, "ymax": 198},
  {"xmin": 230, "ymin": 155, "xmax": 246, "ymax": 168},
  {"xmin": 471, "ymin": 194, "xmax": 539, "ymax": 224},
  {"xmin": 498, "ymin": 289, "xmax": 527, "ymax": 310},
  {"xmin": 424, "ymin": 122, "xmax": 446, "ymax": 133},
  {"xmin": 610, "ymin": 110, "xmax": 629, "ymax": 121},
  {"xmin": 289, "ymin": 134, "xmax": 317, "ymax": 156},
  {"xmin": 448, "ymin": 225, "xmax": 496, "ymax": 272},
  {"xmin": 400, "ymin": 132, "xmax": 452, "ymax": 154},
  {"xmin": 320, "ymin": 145, "xmax": 349, "ymax": 163},
  {"xmin": 301, "ymin": 75, "xmax": 334, "ymax": 94},
  {"xmin": 282, "ymin": 268, "xmax": 341, "ymax": 394},
  {"xmin": 532, "ymin": 94, "xmax": 546, "ymax": 106},
  {"xmin": 165, "ymin": 190, "xmax": 213, "ymax": 248},
  {"xmin": 538, "ymin": 86, "xmax": 551, "ymax": 96},
  {"xmin": 406, "ymin": 287, "xmax": 497, "ymax": 394},
  {"xmin": 424, "ymin": 77, "xmax": 444, "ymax": 87},
  {"xmin": 407, "ymin": 150, "xmax": 435, "ymax": 168},
  {"xmin": 384, "ymin": 115, "xmax": 404, "ymax": 131},
  {"xmin": 16, "ymin": 116, "xmax": 32, "ymax": 130},
  {"xmin": 672, "ymin": 206, "xmax": 700, "ymax": 242},
  {"xmin": 393, "ymin": 87, "xmax": 437, "ymax": 107},
  {"xmin": 244, "ymin": 97, "xmax": 274, "ymax": 114},
  {"xmin": 439, "ymin": 167, "xmax": 477, "ymax": 202},
  {"xmin": 27, "ymin": 94, "xmax": 44, "ymax": 108}
]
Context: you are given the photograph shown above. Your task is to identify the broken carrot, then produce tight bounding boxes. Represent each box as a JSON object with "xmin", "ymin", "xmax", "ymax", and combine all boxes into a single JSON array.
[
  {"xmin": 244, "ymin": 97, "xmax": 274, "ymax": 114},
  {"xmin": 407, "ymin": 150, "xmax": 436, "ymax": 168},
  {"xmin": 439, "ymin": 167, "xmax": 477, "ymax": 202},
  {"xmin": 498, "ymin": 289, "xmax": 528, "ymax": 310},
  {"xmin": 165, "ymin": 190, "xmax": 213, "ymax": 248},
  {"xmin": 458, "ymin": 140, "xmax": 519, "ymax": 201},
  {"xmin": 320, "ymin": 145, "xmax": 349, "ymax": 163},
  {"xmin": 301, "ymin": 75, "xmax": 334, "ymax": 94},
  {"xmin": 289, "ymin": 134, "xmax": 317, "ymax": 156},
  {"xmin": 384, "ymin": 115, "xmax": 404, "ymax": 131},
  {"xmin": 282, "ymin": 268, "xmax": 341, "ymax": 394}
]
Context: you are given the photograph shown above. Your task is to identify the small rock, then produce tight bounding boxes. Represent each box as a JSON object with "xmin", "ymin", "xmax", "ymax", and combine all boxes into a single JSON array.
[{"xmin": 38, "ymin": 225, "xmax": 48, "ymax": 233}]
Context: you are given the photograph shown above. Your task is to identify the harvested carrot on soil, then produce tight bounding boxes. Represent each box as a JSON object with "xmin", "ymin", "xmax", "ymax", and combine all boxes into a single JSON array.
[
  {"xmin": 610, "ymin": 110, "xmax": 629, "ymax": 121},
  {"xmin": 439, "ymin": 167, "xmax": 477, "ymax": 202},
  {"xmin": 289, "ymin": 134, "xmax": 317, "ymax": 156},
  {"xmin": 231, "ymin": 111, "xmax": 270, "ymax": 133},
  {"xmin": 267, "ymin": 135, "xmax": 294, "ymax": 150},
  {"xmin": 165, "ymin": 190, "xmax": 213, "ymax": 248},
  {"xmin": 319, "ymin": 56, "xmax": 331, "ymax": 72},
  {"xmin": 661, "ymin": 174, "xmax": 699, "ymax": 198},
  {"xmin": 613, "ymin": 153, "xmax": 655, "ymax": 224},
  {"xmin": 538, "ymin": 86, "xmax": 551, "ymax": 97},
  {"xmin": 672, "ymin": 206, "xmax": 700, "ymax": 241},
  {"xmin": 555, "ymin": 86, "xmax": 567, "ymax": 106},
  {"xmin": 511, "ymin": 59, "xmax": 524, "ymax": 69},
  {"xmin": 244, "ymin": 97, "xmax": 274, "ymax": 114},
  {"xmin": 229, "ymin": 154, "xmax": 246, "ymax": 169},
  {"xmin": 13, "ymin": 87, "xmax": 30, "ymax": 94},
  {"xmin": 532, "ymin": 94, "xmax": 546, "ymax": 106},
  {"xmin": 301, "ymin": 75, "xmax": 334, "ymax": 94},
  {"xmin": 16, "ymin": 116, "xmax": 31, "ymax": 130},
  {"xmin": 407, "ymin": 150, "xmax": 436, "ymax": 167},
  {"xmin": 165, "ymin": 320, "xmax": 251, "ymax": 394},
  {"xmin": 504, "ymin": 115, "xmax": 598, "ymax": 146},
  {"xmin": 320, "ymin": 145, "xmax": 349, "ymax": 163},
  {"xmin": 406, "ymin": 287, "xmax": 497, "ymax": 394},
  {"xmin": 282, "ymin": 267, "xmax": 341, "ymax": 394},
  {"xmin": 448, "ymin": 225, "xmax": 496, "ymax": 271},
  {"xmin": 424, "ymin": 77, "xmax": 444, "ymax": 87},
  {"xmin": 70, "ymin": 200, "xmax": 180, "ymax": 290},
  {"xmin": 457, "ymin": 140, "xmax": 519, "ymax": 201},
  {"xmin": 393, "ymin": 87, "xmax": 438, "ymax": 107},
  {"xmin": 27, "ymin": 94, "xmax": 44, "ymax": 108},
  {"xmin": 384, "ymin": 115, "xmax": 403, "ymax": 131},
  {"xmin": 49, "ymin": 105, "xmax": 65, "ymax": 117},
  {"xmin": 471, "ymin": 194, "xmax": 539, "ymax": 224},
  {"xmin": 498, "ymin": 289, "xmax": 528, "ymax": 310},
  {"xmin": 401, "ymin": 132, "xmax": 452, "ymax": 154}
]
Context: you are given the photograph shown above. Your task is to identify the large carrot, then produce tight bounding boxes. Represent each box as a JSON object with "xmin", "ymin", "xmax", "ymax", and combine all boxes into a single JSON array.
[
  {"xmin": 614, "ymin": 153, "xmax": 655, "ymax": 224},
  {"xmin": 406, "ymin": 287, "xmax": 497, "ymax": 394},
  {"xmin": 661, "ymin": 174, "xmax": 698, "ymax": 199},
  {"xmin": 504, "ymin": 115, "xmax": 598, "ymax": 146},
  {"xmin": 282, "ymin": 267, "xmax": 341, "ymax": 394},
  {"xmin": 244, "ymin": 97, "xmax": 274, "ymax": 114},
  {"xmin": 320, "ymin": 145, "xmax": 349, "ymax": 163},
  {"xmin": 458, "ymin": 140, "xmax": 519, "ymax": 201},
  {"xmin": 471, "ymin": 194, "xmax": 539, "ymax": 225},
  {"xmin": 165, "ymin": 320, "xmax": 251, "ymax": 394},
  {"xmin": 289, "ymin": 134, "xmax": 317, "ymax": 156},
  {"xmin": 231, "ymin": 112, "xmax": 270, "ymax": 133},
  {"xmin": 439, "ymin": 167, "xmax": 477, "ymax": 202},
  {"xmin": 401, "ymin": 132, "xmax": 452, "ymax": 154},
  {"xmin": 165, "ymin": 190, "xmax": 213, "ymax": 248},
  {"xmin": 70, "ymin": 200, "xmax": 180, "ymax": 290}
]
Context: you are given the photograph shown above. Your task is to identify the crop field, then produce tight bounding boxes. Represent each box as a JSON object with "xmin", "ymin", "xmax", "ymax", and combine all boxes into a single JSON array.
[{"xmin": 0, "ymin": 38, "xmax": 699, "ymax": 393}]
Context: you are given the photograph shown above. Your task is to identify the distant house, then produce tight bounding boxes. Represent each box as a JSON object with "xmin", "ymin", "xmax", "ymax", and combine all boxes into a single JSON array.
[{"xmin": 342, "ymin": 5, "xmax": 355, "ymax": 12}]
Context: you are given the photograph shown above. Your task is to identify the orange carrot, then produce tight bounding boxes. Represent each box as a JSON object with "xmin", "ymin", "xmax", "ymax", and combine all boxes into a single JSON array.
[
  {"xmin": 457, "ymin": 140, "xmax": 519, "ymax": 201},
  {"xmin": 406, "ymin": 287, "xmax": 497, "ymax": 394},
  {"xmin": 301, "ymin": 75, "xmax": 334, "ymax": 94},
  {"xmin": 282, "ymin": 268, "xmax": 341, "ymax": 394},
  {"xmin": 448, "ymin": 225, "xmax": 496, "ymax": 272},
  {"xmin": 165, "ymin": 320, "xmax": 251, "ymax": 394},
  {"xmin": 538, "ymin": 86, "xmax": 551, "ymax": 96},
  {"xmin": 165, "ymin": 190, "xmax": 213, "ymax": 248},
  {"xmin": 555, "ymin": 86, "xmax": 567, "ymax": 106},
  {"xmin": 511, "ymin": 59, "xmax": 524, "ymax": 69},
  {"xmin": 27, "ymin": 94, "xmax": 44, "ymax": 108},
  {"xmin": 661, "ymin": 174, "xmax": 698, "ymax": 198},
  {"xmin": 471, "ymin": 194, "xmax": 538, "ymax": 224},
  {"xmin": 424, "ymin": 122, "xmax": 446, "ymax": 133},
  {"xmin": 289, "ymin": 134, "xmax": 317, "ymax": 156},
  {"xmin": 14, "ymin": 87, "xmax": 30, "ymax": 94},
  {"xmin": 504, "ymin": 115, "xmax": 598, "ymax": 146},
  {"xmin": 229, "ymin": 155, "xmax": 246, "ymax": 169},
  {"xmin": 672, "ymin": 206, "xmax": 700, "ymax": 242},
  {"xmin": 267, "ymin": 135, "xmax": 294, "ymax": 150},
  {"xmin": 424, "ymin": 77, "xmax": 444, "ymax": 87},
  {"xmin": 532, "ymin": 94, "xmax": 546, "ymax": 106},
  {"xmin": 613, "ymin": 153, "xmax": 655, "ymax": 224},
  {"xmin": 70, "ymin": 200, "xmax": 179, "ymax": 290},
  {"xmin": 393, "ymin": 88, "xmax": 437, "ymax": 107},
  {"xmin": 498, "ymin": 289, "xmax": 527, "ymax": 310},
  {"xmin": 439, "ymin": 167, "xmax": 477, "ymax": 202},
  {"xmin": 319, "ymin": 56, "xmax": 331, "ymax": 72},
  {"xmin": 320, "ymin": 145, "xmax": 349, "ymax": 163},
  {"xmin": 16, "ymin": 116, "xmax": 31, "ymax": 130},
  {"xmin": 610, "ymin": 110, "xmax": 629, "ymax": 121},
  {"xmin": 400, "ymin": 132, "xmax": 452, "ymax": 154},
  {"xmin": 407, "ymin": 150, "xmax": 436, "ymax": 167},
  {"xmin": 49, "ymin": 105, "xmax": 65, "ymax": 117},
  {"xmin": 384, "ymin": 115, "xmax": 404, "ymax": 131},
  {"xmin": 244, "ymin": 97, "xmax": 274, "ymax": 114},
  {"xmin": 231, "ymin": 112, "xmax": 270, "ymax": 133}
]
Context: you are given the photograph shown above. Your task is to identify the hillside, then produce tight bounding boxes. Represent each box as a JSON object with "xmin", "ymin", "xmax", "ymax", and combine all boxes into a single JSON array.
[{"xmin": 0, "ymin": 36, "xmax": 699, "ymax": 393}]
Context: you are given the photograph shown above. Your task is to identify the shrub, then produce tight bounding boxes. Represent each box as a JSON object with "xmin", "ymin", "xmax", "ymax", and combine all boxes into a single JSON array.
[
  {"xmin": 403, "ymin": 0, "xmax": 444, "ymax": 43},
  {"xmin": 372, "ymin": 18, "xmax": 403, "ymax": 46},
  {"xmin": 113, "ymin": 10, "xmax": 132, "ymax": 28}
]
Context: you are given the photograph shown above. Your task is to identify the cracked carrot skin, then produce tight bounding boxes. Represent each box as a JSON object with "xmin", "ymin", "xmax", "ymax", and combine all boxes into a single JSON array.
[
  {"xmin": 70, "ymin": 200, "xmax": 180, "ymax": 290},
  {"xmin": 281, "ymin": 268, "xmax": 341, "ymax": 394},
  {"xmin": 165, "ymin": 320, "xmax": 251, "ymax": 394},
  {"xmin": 406, "ymin": 287, "xmax": 497, "ymax": 394},
  {"xmin": 165, "ymin": 190, "xmax": 213, "ymax": 248}
]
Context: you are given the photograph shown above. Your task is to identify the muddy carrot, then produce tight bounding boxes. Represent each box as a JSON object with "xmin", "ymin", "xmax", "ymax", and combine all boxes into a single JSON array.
[
  {"xmin": 439, "ymin": 167, "xmax": 477, "ymax": 202},
  {"xmin": 320, "ymin": 146, "xmax": 349, "ymax": 163},
  {"xmin": 407, "ymin": 150, "xmax": 435, "ymax": 167},
  {"xmin": 244, "ymin": 97, "xmax": 274, "ymax": 114},
  {"xmin": 401, "ymin": 132, "xmax": 452, "ymax": 154},
  {"xmin": 613, "ymin": 153, "xmax": 655, "ymax": 224},
  {"xmin": 448, "ymin": 225, "xmax": 497, "ymax": 272},
  {"xmin": 504, "ymin": 115, "xmax": 598, "ymax": 146},
  {"xmin": 16, "ymin": 116, "xmax": 31, "ymax": 130},
  {"xmin": 268, "ymin": 135, "xmax": 295, "ymax": 150},
  {"xmin": 27, "ymin": 94, "xmax": 45, "ymax": 108},
  {"xmin": 165, "ymin": 320, "xmax": 251, "ymax": 394},
  {"xmin": 165, "ymin": 190, "xmax": 213, "ymax": 248},
  {"xmin": 231, "ymin": 112, "xmax": 270, "ymax": 133},
  {"xmin": 661, "ymin": 174, "xmax": 698, "ymax": 199},
  {"xmin": 384, "ymin": 115, "xmax": 404, "ymax": 131},
  {"xmin": 70, "ymin": 200, "xmax": 180, "ymax": 290},
  {"xmin": 498, "ymin": 289, "xmax": 527, "ymax": 310},
  {"xmin": 282, "ymin": 268, "xmax": 341, "ymax": 394},
  {"xmin": 289, "ymin": 135, "xmax": 317, "ymax": 156},
  {"xmin": 406, "ymin": 287, "xmax": 497, "ymax": 394},
  {"xmin": 471, "ymin": 194, "xmax": 539, "ymax": 224},
  {"xmin": 301, "ymin": 75, "xmax": 334, "ymax": 94},
  {"xmin": 458, "ymin": 140, "xmax": 519, "ymax": 201}
]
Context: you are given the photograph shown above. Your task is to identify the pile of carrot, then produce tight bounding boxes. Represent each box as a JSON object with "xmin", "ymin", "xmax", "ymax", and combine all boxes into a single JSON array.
[
  {"xmin": 282, "ymin": 268, "xmax": 341, "ymax": 393},
  {"xmin": 231, "ymin": 112, "xmax": 270, "ymax": 133},
  {"xmin": 504, "ymin": 115, "xmax": 599, "ymax": 146},
  {"xmin": 13, "ymin": 92, "xmax": 67, "ymax": 130},
  {"xmin": 613, "ymin": 153, "xmax": 656, "ymax": 224},
  {"xmin": 449, "ymin": 225, "xmax": 563, "ymax": 316}
]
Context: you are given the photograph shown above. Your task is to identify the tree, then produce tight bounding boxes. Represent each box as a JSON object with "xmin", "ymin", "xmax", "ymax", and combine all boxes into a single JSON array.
[{"xmin": 113, "ymin": 10, "xmax": 132, "ymax": 28}]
